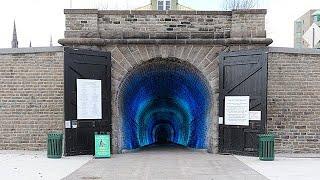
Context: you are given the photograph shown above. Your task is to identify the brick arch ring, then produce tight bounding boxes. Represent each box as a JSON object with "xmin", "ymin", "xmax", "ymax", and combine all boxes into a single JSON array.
[{"xmin": 109, "ymin": 45, "xmax": 223, "ymax": 153}]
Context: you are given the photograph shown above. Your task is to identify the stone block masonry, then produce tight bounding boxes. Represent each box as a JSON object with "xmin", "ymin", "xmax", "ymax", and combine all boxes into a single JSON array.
[
  {"xmin": 63, "ymin": 9, "xmax": 267, "ymax": 40},
  {"xmin": 268, "ymin": 47, "xmax": 320, "ymax": 153},
  {"xmin": 0, "ymin": 47, "xmax": 64, "ymax": 150}
]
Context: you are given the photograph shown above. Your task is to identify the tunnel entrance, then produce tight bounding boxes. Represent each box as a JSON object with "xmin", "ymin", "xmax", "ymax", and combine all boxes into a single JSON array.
[{"xmin": 119, "ymin": 58, "xmax": 212, "ymax": 151}]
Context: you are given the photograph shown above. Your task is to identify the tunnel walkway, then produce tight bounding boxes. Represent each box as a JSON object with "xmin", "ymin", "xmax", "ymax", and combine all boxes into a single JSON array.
[{"xmin": 63, "ymin": 145, "xmax": 268, "ymax": 180}]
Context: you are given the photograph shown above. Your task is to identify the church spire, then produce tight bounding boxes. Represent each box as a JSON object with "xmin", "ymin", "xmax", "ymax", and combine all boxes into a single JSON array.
[
  {"xmin": 50, "ymin": 35, "xmax": 53, "ymax": 47},
  {"xmin": 11, "ymin": 20, "xmax": 18, "ymax": 48}
]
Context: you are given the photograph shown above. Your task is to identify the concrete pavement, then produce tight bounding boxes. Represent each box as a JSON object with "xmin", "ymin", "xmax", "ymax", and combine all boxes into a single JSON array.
[
  {"xmin": 236, "ymin": 155, "xmax": 320, "ymax": 180},
  {"xmin": 63, "ymin": 144, "xmax": 268, "ymax": 180},
  {"xmin": 2, "ymin": 146, "xmax": 319, "ymax": 180},
  {"xmin": 0, "ymin": 150, "xmax": 92, "ymax": 180}
]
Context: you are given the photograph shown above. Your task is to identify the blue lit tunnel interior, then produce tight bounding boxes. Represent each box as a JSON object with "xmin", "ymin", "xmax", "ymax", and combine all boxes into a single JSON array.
[{"xmin": 120, "ymin": 58, "xmax": 211, "ymax": 150}]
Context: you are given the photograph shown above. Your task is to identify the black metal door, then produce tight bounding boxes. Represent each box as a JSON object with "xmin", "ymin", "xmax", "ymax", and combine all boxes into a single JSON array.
[
  {"xmin": 64, "ymin": 47, "xmax": 111, "ymax": 156},
  {"xmin": 219, "ymin": 49, "xmax": 268, "ymax": 156}
]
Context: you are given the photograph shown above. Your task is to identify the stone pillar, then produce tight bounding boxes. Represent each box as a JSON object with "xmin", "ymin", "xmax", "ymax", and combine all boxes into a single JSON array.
[{"xmin": 231, "ymin": 9, "xmax": 267, "ymax": 38}]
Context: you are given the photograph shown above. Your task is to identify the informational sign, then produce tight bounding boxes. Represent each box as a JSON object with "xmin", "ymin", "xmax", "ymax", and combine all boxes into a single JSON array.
[
  {"xmin": 225, "ymin": 96, "xmax": 250, "ymax": 126},
  {"xmin": 95, "ymin": 134, "xmax": 111, "ymax": 158},
  {"xmin": 65, "ymin": 121, "xmax": 71, "ymax": 129},
  {"xmin": 72, "ymin": 120, "xmax": 77, "ymax": 128},
  {"xmin": 250, "ymin": 111, "xmax": 261, "ymax": 121},
  {"xmin": 77, "ymin": 79, "xmax": 102, "ymax": 119},
  {"xmin": 219, "ymin": 117, "xmax": 224, "ymax": 125}
]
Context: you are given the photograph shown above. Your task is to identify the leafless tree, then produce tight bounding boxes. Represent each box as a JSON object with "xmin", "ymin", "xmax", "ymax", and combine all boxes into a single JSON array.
[
  {"xmin": 223, "ymin": 0, "xmax": 260, "ymax": 10},
  {"xmin": 94, "ymin": 0, "xmax": 109, "ymax": 10}
]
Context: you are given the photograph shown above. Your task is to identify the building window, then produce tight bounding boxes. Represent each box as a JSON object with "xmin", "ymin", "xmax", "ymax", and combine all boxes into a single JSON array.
[
  {"xmin": 158, "ymin": 0, "xmax": 171, "ymax": 10},
  {"xmin": 158, "ymin": 1, "xmax": 164, "ymax": 10},
  {"xmin": 295, "ymin": 21, "xmax": 303, "ymax": 32},
  {"xmin": 296, "ymin": 42, "xmax": 302, "ymax": 48},
  {"xmin": 296, "ymin": 32, "xmax": 302, "ymax": 37},
  {"xmin": 166, "ymin": 1, "xmax": 171, "ymax": 10}
]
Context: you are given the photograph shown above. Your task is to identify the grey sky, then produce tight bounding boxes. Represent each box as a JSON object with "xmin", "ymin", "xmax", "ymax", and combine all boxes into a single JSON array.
[{"xmin": 0, "ymin": 0, "xmax": 319, "ymax": 48}]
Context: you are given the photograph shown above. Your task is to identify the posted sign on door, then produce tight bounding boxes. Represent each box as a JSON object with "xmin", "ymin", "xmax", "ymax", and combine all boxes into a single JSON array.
[
  {"xmin": 225, "ymin": 96, "xmax": 250, "ymax": 126},
  {"xmin": 77, "ymin": 79, "xmax": 102, "ymax": 120}
]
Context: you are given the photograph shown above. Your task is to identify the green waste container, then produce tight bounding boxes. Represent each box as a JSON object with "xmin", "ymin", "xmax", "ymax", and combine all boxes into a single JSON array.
[
  {"xmin": 47, "ymin": 132, "xmax": 63, "ymax": 159},
  {"xmin": 95, "ymin": 132, "xmax": 111, "ymax": 158},
  {"xmin": 258, "ymin": 134, "xmax": 275, "ymax": 161}
]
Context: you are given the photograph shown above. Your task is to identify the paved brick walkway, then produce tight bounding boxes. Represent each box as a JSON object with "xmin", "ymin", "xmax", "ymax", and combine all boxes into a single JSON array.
[{"xmin": 63, "ymin": 145, "xmax": 268, "ymax": 180}]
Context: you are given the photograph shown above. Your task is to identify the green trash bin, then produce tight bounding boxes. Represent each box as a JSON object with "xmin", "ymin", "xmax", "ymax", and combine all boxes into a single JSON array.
[
  {"xmin": 47, "ymin": 132, "xmax": 63, "ymax": 159},
  {"xmin": 94, "ymin": 132, "xmax": 111, "ymax": 158},
  {"xmin": 258, "ymin": 134, "xmax": 275, "ymax": 161}
]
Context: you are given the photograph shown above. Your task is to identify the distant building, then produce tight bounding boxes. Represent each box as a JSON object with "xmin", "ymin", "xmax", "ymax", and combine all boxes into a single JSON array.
[
  {"xmin": 136, "ymin": 0, "xmax": 192, "ymax": 11},
  {"xmin": 294, "ymin": 9, "xmax": 320, "ymax": 48}
]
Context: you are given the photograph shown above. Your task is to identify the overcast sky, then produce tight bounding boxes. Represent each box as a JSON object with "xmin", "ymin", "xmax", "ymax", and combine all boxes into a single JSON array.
[{"xmin": 0, "ymin": 0, "xmax": 319, "ymax": 48}]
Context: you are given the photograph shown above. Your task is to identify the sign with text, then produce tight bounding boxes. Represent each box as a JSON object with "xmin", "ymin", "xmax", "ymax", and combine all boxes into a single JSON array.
[
  {"xmin": 225, "ymin": 96, "xmax": 250, "ymax": 126},
  {"xmin": 65, "ymin": 121, "xmax": 71, "ymax": 129},
  {"xmin": 77, "ymin": 79, "xmax": 102, "ymax": 119},
  {"xmin": 249, "ymin": 111, "xmax": 261, "ymax": 121},
  {"xmin": 219, "ymin": 117, "xmax": 224, "ymax": 125},
  {"xmin": 95, "ymin": 134, "xmax": 111, "ymax": 158}
]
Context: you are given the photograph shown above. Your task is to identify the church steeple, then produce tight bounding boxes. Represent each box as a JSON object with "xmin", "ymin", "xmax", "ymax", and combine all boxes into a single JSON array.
[
  {"xmin": 11, "ymin": 20, "xmax": 18, "ymax": 48},
  {"xmin": 50, "ymin": 35, "xmax": 53, "ymax": 47}
]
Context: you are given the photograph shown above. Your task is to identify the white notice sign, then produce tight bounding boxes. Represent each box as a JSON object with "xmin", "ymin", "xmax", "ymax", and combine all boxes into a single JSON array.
[
  {"xmin": 250, "ymin": 111, "xmax": 261, "ymax": 121},
  {"xmin": 225, "ymin": 96, "xmax": 250, "ymax": 126},
  {"xmin": 65, "ymin": 121, "xmax": 71, "ymax": 129},
  {"xmin": 77, "ymin": 79, "xmax": 102, "ymax": 119},
  {"xmin": 219, "ymin": 117, "xmax": 224, "ymax": 125}
]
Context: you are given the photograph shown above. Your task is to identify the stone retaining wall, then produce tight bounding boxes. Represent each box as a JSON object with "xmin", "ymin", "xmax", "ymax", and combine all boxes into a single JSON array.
[
  {"xmin": 268, "ymin": 47, "xmax": 320, "ymax": 153},
  {"xmin": 0, "ymin": 47, "xmax": 64, "ymax": 150}
]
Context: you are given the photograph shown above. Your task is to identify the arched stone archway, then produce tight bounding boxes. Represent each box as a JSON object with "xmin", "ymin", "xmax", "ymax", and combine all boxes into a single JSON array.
[
  {"xmin": 119, "ymin": 58, "xmax": 212, "ymax": 150},
  {"xmin": 108, "ymin": 44, "xmax": 225, "ymax": 153}
]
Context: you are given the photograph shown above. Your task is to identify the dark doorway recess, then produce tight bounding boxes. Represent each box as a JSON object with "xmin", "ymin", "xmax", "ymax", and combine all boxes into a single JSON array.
[
  {"xmin": 219, "ymin": 49, "xmax": 268, "ymax": 156},
  {"xmin": 64, "ymin": 47, "xmax": 111, "ymax": 156}
]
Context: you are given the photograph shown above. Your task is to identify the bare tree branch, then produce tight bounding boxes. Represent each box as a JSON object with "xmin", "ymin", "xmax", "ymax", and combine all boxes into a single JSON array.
[
  {"xmin": 223, "ymin": 0, "xmax": 259, "ymax": 10},
  {"xmin": 94, "ymin": 0, "xmax": 109, "ymax": 10}
]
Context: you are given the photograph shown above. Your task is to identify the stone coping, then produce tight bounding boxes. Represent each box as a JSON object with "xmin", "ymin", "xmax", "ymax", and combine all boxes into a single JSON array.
[
  {"xmin": 58, "ymin": 38, "xmax": 273, "ymax": 46},
  {"xmin": 64, "ymin": 9, "xmax": 266, "ymax": 15},
  {"xmin": 269, "ymin": 47, "xmax": 320, "ymax": 55},
  {"xmin": 0, "ymin": 46, "xmax": 63, "ymax": 55}
]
